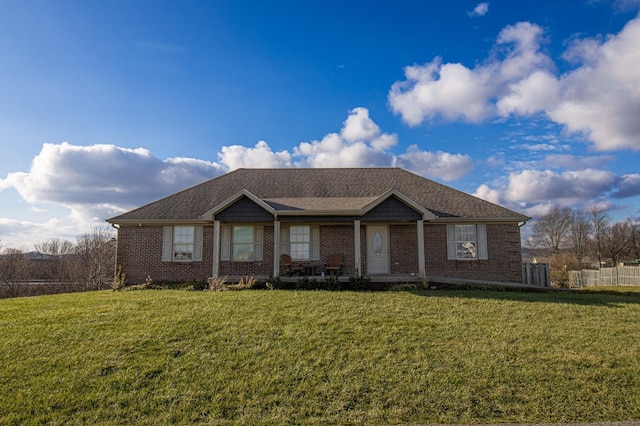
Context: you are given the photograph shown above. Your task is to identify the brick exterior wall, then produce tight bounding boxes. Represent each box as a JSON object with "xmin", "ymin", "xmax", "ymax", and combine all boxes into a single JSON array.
[
  {"xmin": 424, "ymin": 223, "xmax": 523, "ymax": 283},
  {"xmin": 116, "ymin": 225, "xmax": 214, "ymax": 285},
  {"xmin": 389, "ymin": 224, "xmax": 419, "ymax": 275},
  {"xmin": 116, "ymin": 221, "xmax": 523, "ymax": 284},
  {"xmin": 318, "ymin": 225, "xmax": 355, "ymax": 275}
]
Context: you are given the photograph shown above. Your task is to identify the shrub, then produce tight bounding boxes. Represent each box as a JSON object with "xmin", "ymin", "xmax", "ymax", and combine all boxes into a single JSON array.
[
  {"xmin": 347, "ymin": 270, "xmax": 371, "ymax": 291},
  {"xmin": 266, "ymin": 275, "xmax": 283, "ymax": 290},
  {"xmin": 207, "ymin": 277, "xmax": 228, "ymax": 291},
  {"xmin": 237, "ymin": 275, "xmax": 258, "ymax": 289},
  {"xmin": 324, "ymin": 274, "xmax": 341, "ymax": 291},
  {"xmin": 143, "ymin": 275, "xmax": 154, "ymax": 289},
  {"xmin": 112, "ymin": 265, "xmax": 127, "ymax": 291},
  {"xmin": 387, "ymin": 283, "xmax": 423, "ymax": 292},
  {"xmin": 189, "ymin": 279, "xmax": 208, "ymax": 291},
  {"xmin": 296, "ymin": 276, "xmax": 317, "ymax": 290}
]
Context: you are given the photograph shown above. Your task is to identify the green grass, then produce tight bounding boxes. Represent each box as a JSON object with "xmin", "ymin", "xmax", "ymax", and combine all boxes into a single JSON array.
[
  {"xmin": 580, "ymin": 285, "xmax": 640, "ymax": 294},
  {"xmin": 2, "ymin": 289, "xmax": 640, "ymax": 425}
]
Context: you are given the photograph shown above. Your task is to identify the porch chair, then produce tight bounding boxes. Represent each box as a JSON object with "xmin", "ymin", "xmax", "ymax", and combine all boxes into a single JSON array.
[
  {"xmin": 325, "ymin": 254, "xmax": 343, "ymax": 276},
  {"xmin": 280, "ymin": 254, "xmax": 304, "ymax": 276}
]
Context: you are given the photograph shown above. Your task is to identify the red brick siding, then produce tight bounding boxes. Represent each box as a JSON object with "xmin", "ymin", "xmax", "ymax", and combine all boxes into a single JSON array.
[
  {"xmin": 318, "ymin": 225, "xmax": 355, "ymax": 274},
  {"xmin": 424, "ymin": 223, "xmax": 523, "ymax": 283},
  {"xmin": 389, "ymin": 224, "xmax": 419, "ymax": 274},
  {"xmin": 116, "ymin": 221, "xmax": 523, "ymax": 283},
  {"xmin": 116, "ymin": 225, "xmax": 214, "ymax": 284}
]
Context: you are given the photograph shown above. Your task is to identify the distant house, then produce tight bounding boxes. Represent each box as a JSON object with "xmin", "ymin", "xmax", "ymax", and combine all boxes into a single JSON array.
[{"xmin": 107, "ymin": 168, "xmax": 530, "ymax": 284}]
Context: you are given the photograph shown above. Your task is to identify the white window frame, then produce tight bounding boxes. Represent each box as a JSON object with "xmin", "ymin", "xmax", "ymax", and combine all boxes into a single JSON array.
[
  {"xmin": 290, "ymin": 225, "xmax": 311, "ymax": 260},
  {"xmin": 232, "ymin": 226, "xmax": 255, "ymax": 261},
  {"xmin": 162, "ymin": 226, "xmax": 203, "ymax": 262},
  {"xmin": 280, "ymin": 225, "xmax": 319, "ymax": 261},
  {"xmin": 447, "ymin": 224, "xmax": 487, "ymax": 261}
]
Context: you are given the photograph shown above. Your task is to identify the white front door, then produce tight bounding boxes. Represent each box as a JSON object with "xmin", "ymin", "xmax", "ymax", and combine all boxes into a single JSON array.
[{"xmin": 367, "ymin": 225, "xmax": 389, "ymax": 275}]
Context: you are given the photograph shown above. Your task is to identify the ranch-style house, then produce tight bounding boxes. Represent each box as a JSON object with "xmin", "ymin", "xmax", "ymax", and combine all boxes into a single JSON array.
[{"xmin": 107, "ymin": 167, "xmax": 530, "ymax": 284}]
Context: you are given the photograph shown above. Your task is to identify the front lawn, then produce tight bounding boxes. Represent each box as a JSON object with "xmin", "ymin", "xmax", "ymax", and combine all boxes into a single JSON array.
[{"xmin": 1, "ymin": 289, "xmax": 640, "ymax": 424}]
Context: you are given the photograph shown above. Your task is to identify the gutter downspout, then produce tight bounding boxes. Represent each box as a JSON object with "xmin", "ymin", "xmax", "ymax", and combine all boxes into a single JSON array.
[{"xmin": 109, "ymin": 223, "xmax": 120, "ymax": 285}]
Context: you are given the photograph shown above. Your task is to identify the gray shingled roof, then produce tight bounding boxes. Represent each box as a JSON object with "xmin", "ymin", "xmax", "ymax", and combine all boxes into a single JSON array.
[{"xmin": 107, "ymin": 168, "xmax": 529, "ymax": 223}]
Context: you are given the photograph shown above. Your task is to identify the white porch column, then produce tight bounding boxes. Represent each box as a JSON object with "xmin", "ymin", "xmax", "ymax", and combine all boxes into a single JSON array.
[
  {"xmin": 212, "ymin": 220, "xmax": 221, "ymax": 278},
  {"xmin": 354, "ymin": 220, "xmax": 361, "ymax": 274},
  {"xmin": 273, "ymin": 220, "xmax": 280, "ymax": 276},
  {"xmin": 417, "ymin": 220, "xmax": 426, "ymax": 277}
]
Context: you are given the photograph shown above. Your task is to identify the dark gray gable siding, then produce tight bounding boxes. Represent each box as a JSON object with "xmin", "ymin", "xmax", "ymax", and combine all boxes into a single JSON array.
[
  {"xmin": 361, "ymin": 196, "xmax": 422, "ymax": 221},
  {"xmin": 216, "ymin": 196, "xmax": 274, "ymax": 222}
]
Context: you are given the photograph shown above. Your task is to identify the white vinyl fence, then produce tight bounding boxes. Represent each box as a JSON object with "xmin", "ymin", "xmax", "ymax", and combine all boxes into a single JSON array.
[{"xmin": 569, "ymin": 266, "xmax": 640, "ymax": 288}]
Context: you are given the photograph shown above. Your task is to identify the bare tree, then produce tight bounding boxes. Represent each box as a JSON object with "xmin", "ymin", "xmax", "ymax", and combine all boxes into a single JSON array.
[
  {"xmin": 569, "ymin": 209, "xmax": 592, "ymax": 267},
  {"xmin": 75, "ymin": 227, "xmax": 116, "ymax": 289},
  {"xmin": 590, "ymin": 204, "xmax": 610, "ymax": 267},
  {"xmin": 0, "ymin": 248, "xmax": 30, "ymax": 286},
  {"xmin": 530, "ymin": 206, "xmax": 573, "ymax": 258},
  {"xmin": 602, "ymin": 221, "xmax": 632, "ymax": 266},
  {"xmin": 34, "ymin": 238, "xmax": 76, "ymax": 281},
  {"xmin": 628, "ymin": 218, "xmax": 640, "ymax": 262}
]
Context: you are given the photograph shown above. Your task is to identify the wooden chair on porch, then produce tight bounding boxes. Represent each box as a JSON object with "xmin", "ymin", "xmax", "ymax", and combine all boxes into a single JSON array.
[
  {"xmin": 280, "ymin": 254, "xmax": 303, "ymax": 276},
  {"xmin": 325, "ymin": 254, "xmax": 343, "ymax": 276}
]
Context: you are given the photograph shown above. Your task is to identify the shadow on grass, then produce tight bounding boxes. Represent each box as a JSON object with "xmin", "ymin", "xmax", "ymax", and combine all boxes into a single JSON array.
[{"xmin": 402, "ymin": 286, "xmax": 640, "ymax": 307}]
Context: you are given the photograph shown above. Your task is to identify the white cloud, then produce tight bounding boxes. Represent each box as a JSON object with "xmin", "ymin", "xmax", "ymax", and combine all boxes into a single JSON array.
[
  {"xmin": 548, "ymin": 17, "xmax": 640, "ymax": 151},
  {"xmin": 0, "ymin": 142, "xmax": 225, "ymax": 225},
  {"xmin": 340, "ymin": 107, "xmax": 382, "ymax": 143},
  {"xmin": 496, "ymin": 70, "xmax": 560, "ymax": 116},
  {"xmin": 389, "ymin": 58, "xmax": 495, "ymax": 124},
  {"xmin": 389, "ymin": 22, "xmax": 553, "ymax": 126},
  {"xmin": 541, "ymin": 154, "xmax": 614, "ymax": 169},
  {"xmin": 218, "ymin": 141, "xmax": 292, "ymax": 170},
  {"xmin": 389, "ymin": 16, "xmax": 640, "ymax": 151},
  {"xmin": 293, "ymin": 107, "xmax": 399, "ymax": 168},
  {"xmin": 473, "ymin": 167, "xmax": 635, "ymax": 218},
  {"xmin": 393, "ymin": 145, "xmax": 474, "ymax": 181},
  {"xmin": 614, "ymin": 174, "xmax": 640, "ymax": 198},
  {"xmin": 468, "ymin": 2, "xmax": 489, "ymax": 17},
  {"xmin": 473, "ymin": 184, "xmax": 502, "ymax": 204},
  {"xmin": 505, "ymin": 169, "xmax": 618, "ymax": 205},
  {"xmin": 0, "ymin": 217, "xmax": 77, "ymax": 251},
  {"xmin": 0, "ymin": 108, "xmax": 477, "ymax": 247}
]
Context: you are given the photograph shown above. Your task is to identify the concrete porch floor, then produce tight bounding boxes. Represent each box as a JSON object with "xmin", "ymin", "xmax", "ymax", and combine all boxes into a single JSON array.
[
  {"xmin": 222, "ymin": 273, "xmax": 422, "ymax": 284},
  {"xmin": 219, "ymin": 273, "xmax": 552, "ymax": 291}
]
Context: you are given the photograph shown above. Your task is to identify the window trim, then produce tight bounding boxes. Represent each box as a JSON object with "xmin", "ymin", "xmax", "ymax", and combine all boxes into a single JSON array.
[
  {"xmin": 446, "ymin": 224, "xmax": 487, "ymax": 261},
  {"xmin": 162, "ymin": 226, "xmax": 203, "ymax": 262},
  {"xmin": 220, "ymin": 225, "xmax": 263, "ymax": 262},
  {"xmin": 280, "ymin": 225, "xmax": 320, "ymax": 261},
  {"xmin": 290, "ymin": 225, "xmax": 311, "ymax": 260}
]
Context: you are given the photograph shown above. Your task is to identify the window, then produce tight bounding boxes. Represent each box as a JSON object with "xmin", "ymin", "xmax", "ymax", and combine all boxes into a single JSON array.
[
  {"xmin": 447, "ymin": 224, "xmax": 487, "ymax": 260},
  {"xmin": 290, "ymin": 226, "xmax": 310, "ymax": 260},
  {"xmin": 162, "ymin": 226, "xmax": 203, "ymax": 262},
  {"xmin": 455, "ymin": 225, "xmax": 477, "ymax": 259},
  {"xmin": 232, "ymin": 226, "xmax": 254, "ymax": 261},
  {"xmin": 173, "ymin": 226, "xmax": 195, "ymax": 260},
  {"xmin": 220, "ymin": 225, "xmax": 263, "ymax": 262},
  {"xmin": 280, "ymin": 225, "xmax": 319, "ymax": 261}
]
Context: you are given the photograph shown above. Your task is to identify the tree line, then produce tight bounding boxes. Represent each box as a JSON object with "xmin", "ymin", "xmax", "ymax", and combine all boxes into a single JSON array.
[
  {"xmin": 0, "ymin": 226, "xmax": 115, "ymax": 290},
  {"xmin": 529, "ymin": 205, "xmax": 640, "ymax": 285}
]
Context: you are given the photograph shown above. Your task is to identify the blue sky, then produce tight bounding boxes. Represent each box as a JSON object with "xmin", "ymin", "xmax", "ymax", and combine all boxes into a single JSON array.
[{"xmin": 1, "ymin": 0, "xmax": 640, "ymax": 248}]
